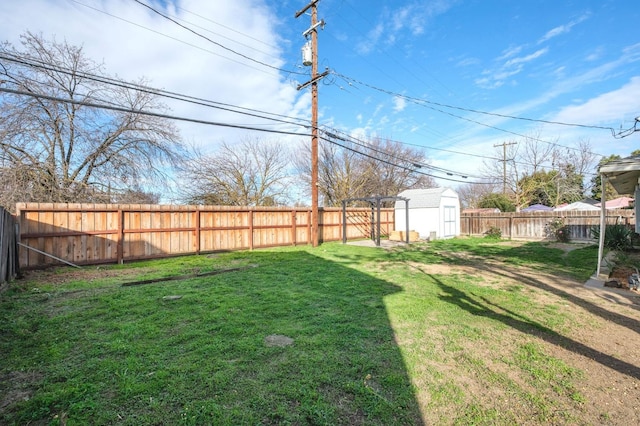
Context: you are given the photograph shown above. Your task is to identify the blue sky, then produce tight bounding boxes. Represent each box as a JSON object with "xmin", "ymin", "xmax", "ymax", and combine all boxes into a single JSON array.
[{"xmin": 1, "ymin": 0, "xmax": 639, "ymax": 195}]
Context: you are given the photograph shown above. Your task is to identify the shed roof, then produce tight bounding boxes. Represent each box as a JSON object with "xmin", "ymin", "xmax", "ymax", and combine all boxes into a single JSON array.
[{"xmin": 395, "ymin": 187, "xmax": 457, "ymax": 209}]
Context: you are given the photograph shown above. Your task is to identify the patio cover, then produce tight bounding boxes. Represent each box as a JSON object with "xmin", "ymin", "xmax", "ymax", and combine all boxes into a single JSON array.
[{"xmin": 595, "ymin": 155, "xmax": 640, "ymax": 277}]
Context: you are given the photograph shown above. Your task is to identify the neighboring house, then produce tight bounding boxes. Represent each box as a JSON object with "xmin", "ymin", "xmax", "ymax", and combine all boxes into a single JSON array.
[
  {"xmin": 462, "ymin": 208, "xmax": 500, "ymax": 214},
  {"xmin": 394, "ymin": 188, "xmax": 460, "ymax": 240},
  {"xmin": 521, "ymin": 204, "xmax": 553, "ymax": 212},
  {"xmin": 595, "ymin": 196, "xmax": 634, "ymax": 209},
  {"xmin": 554, "ymin": 201, "xmax": 600, "ymax": 211}
]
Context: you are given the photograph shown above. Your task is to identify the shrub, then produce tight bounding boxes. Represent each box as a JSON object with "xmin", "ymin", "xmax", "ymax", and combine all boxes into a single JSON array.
[
  {"xmin": 484, "ymin": 226, "xmax": 502, "ymax": 239},
  {"xmin": 478, "ymin": 193, "xmax": 516, "ymax": 212},
  {"xmin": 546, "ymin": 217, "xmax": 570, "ymax": 243},
  {"xmin": 590, "ymin": 224, "xmax": 633, "ymax": 251}
]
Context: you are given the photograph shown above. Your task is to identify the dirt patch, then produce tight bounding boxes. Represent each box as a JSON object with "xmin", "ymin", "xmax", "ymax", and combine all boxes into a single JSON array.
[
  {"xmin": 264, "ymin": 334, "xmax": 294, "ymax": 347},
  {"xmin": 413, "ymin": 249, "xmax": 640, "ymax": 425},
  {"xmin": 0, "ymin": 371, "xmax": 43, "ymax": 411}
]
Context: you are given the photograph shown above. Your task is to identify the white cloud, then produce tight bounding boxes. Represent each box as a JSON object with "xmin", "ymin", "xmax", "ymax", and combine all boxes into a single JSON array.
[
  {"xmin": 356, "ymin": 0, "xmax": 458, "ymax": 55},
  {"xmin": 476, "ymin": 47, "xmax": 548, "ymax": 89},
  {"xmin": 504, "ymin": 48, "xmax": 548, "ymax": 67},
  {"xmin": 393, "ymin": 95, "xmax": 407, "ymax": 112},
  {"xmin": 538, "ymin": 13, "xmax": 590, "ymax": 44},
  {"xmin": 552, "ymin": 76, "xmax": 640, "ymax": 125},
  {"xmin": 498, "ymin": 45, "xmax": 524, "ymax": 60},
  {"xmin": 0, "ymin": 0, "xmax": 305, "ymax": 152},
  {"xmin": 356, "ymin": 23, "xmax": 385, "ymax": 55}
]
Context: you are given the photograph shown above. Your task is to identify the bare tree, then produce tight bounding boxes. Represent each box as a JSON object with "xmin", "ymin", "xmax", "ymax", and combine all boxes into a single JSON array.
[
  {"xmin": 295, "ymin": 135, "xmax": 434, "ymax": 207},
  {"xmin": 457, "ymin": 182, "xmax": 499, "ymax": 209},
  {"xmin": 483, "ymin": 133, "xmax": 595, "ymax": 209},
  {"xmin": 179, "ymin": 138, "xmax": 291, "ymax": 206},
  {"xmin": 0, "ymin": 32, "xmax": 185, "ymax": 211},
  {"xmin": 360, "ymin": 137, "xmax": 435, "ymax": 198}
]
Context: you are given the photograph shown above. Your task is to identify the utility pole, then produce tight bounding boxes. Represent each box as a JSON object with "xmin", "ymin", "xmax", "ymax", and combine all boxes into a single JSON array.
[
  {"xmin": 494, "ymin": 141, "xmax": 517, "ymax": 194},
  {"xmin": 296, "ymin": 0, "xmax": 327, "ymax": 247}
]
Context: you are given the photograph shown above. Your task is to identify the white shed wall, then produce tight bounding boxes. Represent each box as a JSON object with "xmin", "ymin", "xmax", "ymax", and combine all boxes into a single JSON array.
[{"xmin": 395, "ymin": 188, "xmax": 460, "ymax": 240}]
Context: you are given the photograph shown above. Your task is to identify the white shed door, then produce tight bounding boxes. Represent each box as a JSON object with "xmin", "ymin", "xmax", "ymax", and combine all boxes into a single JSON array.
[{"xmin": 444, "ymin": 206, "xmax": 456, "ymax": 237}]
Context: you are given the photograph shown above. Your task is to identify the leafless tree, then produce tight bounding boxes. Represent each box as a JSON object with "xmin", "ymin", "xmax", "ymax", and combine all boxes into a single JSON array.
[
  {"xmin": 295, "ymin": 135, "xmax": 435, "ymax": 207},
  {"xmin": 456, "ymin": 182, "xmax": 500, "ymax": 209},
  {"xmin": 483, "ymin": 132, "xmax": 596, "ymax": 209},
  {"xmin": 0, "ymin": 32, "xmax": 185, "ymax": 211},
  {"xmin": 179, "ymin": 137, "xmax": 292, "ymax": 206}
]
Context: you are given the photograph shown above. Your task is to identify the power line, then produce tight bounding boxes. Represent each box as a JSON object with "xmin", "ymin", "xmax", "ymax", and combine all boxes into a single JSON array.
[
  {"xmin": 331, "ymin": 71, "xmax": 617, "ymax": 132},
  {"xmin": 0, "ymin": 86, "xmax": 310, "ymax": 137},
  {"xmin": 69, "ymin": 0, "xmax": 301, "ymax": 78},
  {"xmin": 330, "ymin": 71, "xmax": 637, "ymax": 151},
  {"xmin": 320, "ymin": 127, "xmax": 487, "ymax": 180},
  {"xmin": 131, "ymin": 0, "xmax": 306, "ymax": 76},
  {"xmin": 0, "ymin": 84, "xmax": 491, "ymax": 185},
  {"xmin": 318, "ymin": 134, "xmax": 492, "ymax": 185},
  {"xmin": 0, "ymin": 53, "xmax": 311, "ymax": 129},
  {"xmin": 3, "ymin": 52, "xmax": 600, "ymax": 179}
]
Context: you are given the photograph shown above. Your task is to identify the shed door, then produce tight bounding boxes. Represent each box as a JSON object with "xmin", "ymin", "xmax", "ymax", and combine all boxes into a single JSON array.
[{"xmin": 443, "ymin": 206, "xmax": 456, "ymax": 237}]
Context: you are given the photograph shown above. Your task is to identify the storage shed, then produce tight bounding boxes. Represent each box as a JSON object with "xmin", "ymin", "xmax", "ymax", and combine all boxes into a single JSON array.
[{"xmin": 394, "ymin": 188, "xmax": 460, "ymax": 240}]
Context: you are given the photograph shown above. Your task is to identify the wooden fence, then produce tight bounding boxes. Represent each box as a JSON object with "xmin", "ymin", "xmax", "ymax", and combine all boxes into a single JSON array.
[
  {"xmin": 0, "ymin": 207, "xmax": 20, "ymax": 288},
  {"xmin": 16, "ymin": 203, "xmax": 394, "ymax": 268},
  {"xmin": 460, "ymin": 210, "xmax": 635, "ymax": 241}
]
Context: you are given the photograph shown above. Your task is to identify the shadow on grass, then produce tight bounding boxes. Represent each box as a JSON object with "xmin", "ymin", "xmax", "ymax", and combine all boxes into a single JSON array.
[
  {"xmin": 414, "ymin": 263, "xmax": 640, "ymax": 381},
  {"xmin": 396, "ymin": 240, "xmax": 640, "ymax": 331},
  {"xmin": 0, "ymin": 250, "xmax": 424, "ymax": 425}
]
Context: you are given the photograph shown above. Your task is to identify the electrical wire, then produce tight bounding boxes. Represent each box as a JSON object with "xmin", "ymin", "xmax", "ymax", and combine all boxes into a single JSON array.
[
  {"xmin": 318, "ymin": 134, "xmax": 492, "ymax": 184},
  {"xmin": 0, "ymin": 53, "xmax": 311, "ymax": 129},
  {"xmin": 0, "ymin": 52, "xmax": 602, "ymax": 180},
  {"xmin": 319, "ymin": 126, "xmax": 487, "ymax": 180},
  {"xmin": 130, "ymin": 0, "xmax": 306, "ymax": 76},
  {"xmin": 1, "ymin": 52, "xmax": 501, "ymax": 180},
  {"xmin": 330, "ymin": 71, "xmax": 631, "ymax": 153},
  {"xmin": 0, "ymin": 83, "xmax": 494, "ymax": 185},
  {"xmin": 0, "ymin": 87, "xmax": 309, "ymax": 137},
  {"xmin": 69, "ymin": 0, "xmax": 300, "ymax": 79}
]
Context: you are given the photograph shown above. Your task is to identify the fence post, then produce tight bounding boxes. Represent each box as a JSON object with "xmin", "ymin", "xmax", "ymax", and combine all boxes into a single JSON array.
[
  {"xmin": 509, "ymin": 215, "xmax": 513, "ymax": 240},
  {"xmin": 194, "ymin": 207, "xmax": 201, "ymax": 255},
  {"xmin": 117, "ymin": 208, "xmax": 124, "ymax": 264},
  {"xmin": 249, "ymin": 209, "xmax": 254, "ymax": 250},
  {"xmin": 292, "ymin": 210, "xmax": 297, "ymax": 246}
]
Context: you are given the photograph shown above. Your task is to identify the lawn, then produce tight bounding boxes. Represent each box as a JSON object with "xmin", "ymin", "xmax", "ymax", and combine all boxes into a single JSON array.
[{"xmin": 1, "ymin": 238, "xmax": 638, "ymax": 425}]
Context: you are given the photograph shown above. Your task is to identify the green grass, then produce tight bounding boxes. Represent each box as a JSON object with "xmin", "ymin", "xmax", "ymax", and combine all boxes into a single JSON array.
[{"xmin": 0, "ymin": 238, "xmax": 600, "ymax": 425}]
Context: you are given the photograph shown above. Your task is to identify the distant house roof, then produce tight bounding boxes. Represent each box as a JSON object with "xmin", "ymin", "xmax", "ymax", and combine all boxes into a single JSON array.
[
  {"xmin": 580, "ymin": 198, "xmax": 599, "ymax": 205},
  {"xmin": 595, "ymin": 196, "xmax": 634, "ymax": 209},
  {"xmin": 395, "ymin": 187, "xmax": 457, "ymax": 209},
  {"xmin": 462, "ymin": 208, "xmax": 500, "ymax": 214},
  {"xmin": 555, "ymin": 201, "xmax": 600, "ymax": 211},
  {"xmin": 521, "ymin": 204, "xmax": 553, "ymax": 212}
]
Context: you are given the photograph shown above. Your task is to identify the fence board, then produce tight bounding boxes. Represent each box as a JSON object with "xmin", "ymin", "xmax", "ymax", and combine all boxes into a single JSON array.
[
  {"xmin": 16, "ymin": 204, "xmax": 395, "ymax": 268},
  {"xmin": 461, "ymin": 210, "xmax": 635, "ymax": 241}
]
